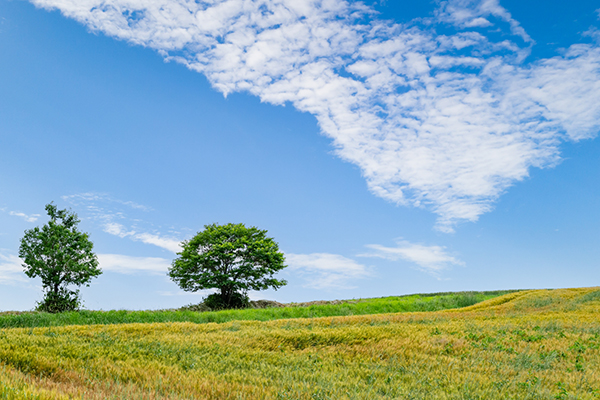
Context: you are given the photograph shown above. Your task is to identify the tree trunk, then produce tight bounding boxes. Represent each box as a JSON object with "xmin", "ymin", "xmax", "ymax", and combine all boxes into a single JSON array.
[{"xmin": 220, "ymin": 287, "xmax": 231, "ymax": 308}]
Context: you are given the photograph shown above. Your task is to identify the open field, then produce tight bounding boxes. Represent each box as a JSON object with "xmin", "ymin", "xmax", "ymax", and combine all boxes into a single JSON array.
[
  {"xmin": 0, "ymin": 291, "xmax": 513, "ymax": 329},
  {"xmin": 0, "ymin": 287, "xmax": 599, "ymax": 399}
]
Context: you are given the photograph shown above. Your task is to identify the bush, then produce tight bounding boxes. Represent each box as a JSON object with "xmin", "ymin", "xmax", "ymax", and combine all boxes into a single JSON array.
[
  {"xmin": 203, "ymin": 293, "xmax": 250, "ymax": 310},
  {"xmin": 179, "ymin": 302, "xmax": 212, "ymax": 312},
  {"xmin": 455, "ymin": 293, "xmax": 481, "ymax": 308},
  {"xmin": 35, "ymin": 289, "xmax": 80, "ymax": 313}
]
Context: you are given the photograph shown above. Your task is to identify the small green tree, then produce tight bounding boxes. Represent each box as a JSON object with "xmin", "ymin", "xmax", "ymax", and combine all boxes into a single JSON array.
[
  {"xmin": 168, "ymin": 223, "xmax": 287, "ymax": 309},
  {"xmin": 19, "ymin": 203, "xmax": 101, "ymax": 313}
]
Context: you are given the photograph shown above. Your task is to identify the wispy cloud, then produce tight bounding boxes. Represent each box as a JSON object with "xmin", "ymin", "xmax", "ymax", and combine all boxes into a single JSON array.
[
  {"xmin": 62, "ymin": 192, "xmax": 151, "ymax": 229},
  {"xmin": 0, "ymin": 252, "xmax": 26, "ymax": 284},
  {"xmin": 133, "ymin": 233, "xmax": 182, "ymax": 253},
  {"xmin": 360, "ymin": 240, "xmax": 464, "ymax": 276},
  {"xmin": 30, "ymin": 0, "xmax": 600, "ymax": 231},
  {"xmin": 9, "ymin": 211, "xmax": 41, "ymax": 223},
  {"xmin": 62, "ymin": 193, "xmax": 152, "ymax": 212},
  {"xmin": 103, "ymin": 222, "xmax": 134, "ymax": 238},
  {"xmin": 585, "ymin": 27, "xmax": 600, "ymax": 43},
  {"xmin": 97, "ymin": 253, "xmax": 172, "ymax": 274},
  {"xmin": 62, "ymin": 192, "xmax": 183, "ymax": 253},
  {"xmin": 1, "ymin": 250, "xmax": 173, "ymax": 284},
  {"xmin": 436, "ymin": 0, "xmax": 532, "ymax": 43},
  {"xmin": 285, "ymin": 253, "xmax": 371, "ymax": 290},
  {"xmin": 102, "ymin": 223, "xmax": 182, "ymax": 253}
]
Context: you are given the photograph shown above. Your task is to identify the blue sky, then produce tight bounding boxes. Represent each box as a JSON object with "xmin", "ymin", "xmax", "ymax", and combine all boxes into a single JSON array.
[{"xmin": 1, "ymin": 0, "xmax": 599, "ymax": 311}]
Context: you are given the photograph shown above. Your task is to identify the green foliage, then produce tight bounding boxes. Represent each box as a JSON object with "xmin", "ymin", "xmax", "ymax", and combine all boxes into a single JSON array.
[
  {"xmin": 18, "ymin": 203, "xmax": 101, "ymax": 313},
  {"xmin": 34, "ymin": 288, "xmax": 80, "ymax": 314},
  {"xmin": 168, "ymin": 223, "xmax": 287, "ymax": 309},
  {"xmin": 203, "ymin": 292, "xmax": 249, "ymax": 310}
]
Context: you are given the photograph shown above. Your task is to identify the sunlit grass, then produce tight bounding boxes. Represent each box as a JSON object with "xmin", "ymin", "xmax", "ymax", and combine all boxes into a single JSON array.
[
  {"xmin": 0, "ymin": 287, "xmax": 598, "ymax": 399},
  {"xmin": 0, "ymin": 365, "xmax": 65, "ymax": 400},
  {"xmin": 0, "ymin": 290, "xmax": 512, "ymax": 329}
]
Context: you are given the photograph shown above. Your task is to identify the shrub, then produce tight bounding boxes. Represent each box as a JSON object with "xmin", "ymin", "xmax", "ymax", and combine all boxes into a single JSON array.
[
  {"xmin": 35, "ymin": 288, "xmax": 81, "ymax": 313},
  {"xmin": 203, "ymin": 293, "xmax": 250, "ymax": 310}
]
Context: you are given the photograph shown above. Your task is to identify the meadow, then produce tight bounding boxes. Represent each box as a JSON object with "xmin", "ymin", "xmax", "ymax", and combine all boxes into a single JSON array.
[
  {"xmin": 0, "ymin": 291, "xmax": 511, "ymax": 329},
  {"xmin": 0, "ymin": 287, "xmax": 598, "ymax": 399}
]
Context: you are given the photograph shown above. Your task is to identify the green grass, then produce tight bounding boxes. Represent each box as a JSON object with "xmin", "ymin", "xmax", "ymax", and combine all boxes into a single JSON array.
[
  {"xmin": 0, "ymin": 288, "xmax": 597, "ymax": 399},
  {"xmin": 0, "ymin": 290, "xmax": 515, "ymax": 329}
]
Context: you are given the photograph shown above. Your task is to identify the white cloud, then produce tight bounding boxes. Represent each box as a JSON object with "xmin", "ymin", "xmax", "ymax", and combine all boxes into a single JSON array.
[
  {"xmin": 103, "ymin": 222, "xmax": 133, "ymax": 238},
  {"xmin": 9, "ymin": 211, "xmax": 41, "ymax": 223},
  {"xmin": 30, "ymin": 0, "xmax": 600, "ymax": 231},
  {"xmin": 61, "ymin": 193, "xmax": 182, "ymax": 253},
  {"xmin": 1, "ymin": 250, "xmax": 172, "ymax": 283},
  {"xmin": 285, "ymin": 253, "xmax": 370, "ymax": 290},
  {"xmin": 62, "ymin": 193, "xmax": 152, "ymax": 212},
  {"xmin": 97, "ymin": 253, "xmax": 172, "ymax": 274},
  {"xmin": 585, "ymin": 27, "xmax": 600, "ymax": 43},
  {"xmin": 360, "ymin": 240, "xmax": 464, "ymax": 276},
  {"xmin": 132, "ymin": 232, "xmax": 182, "ymax": 253},
  {"xmin": 436, "ymin": 0, "xmax": 532, "ymax": 43},
  {"xmin": 103, "ymin": 223, "xmax": 182, "ymax": 253},
  {"xmin": 0, "ymin": 252, "xmax": 26, "ymax": 284}
]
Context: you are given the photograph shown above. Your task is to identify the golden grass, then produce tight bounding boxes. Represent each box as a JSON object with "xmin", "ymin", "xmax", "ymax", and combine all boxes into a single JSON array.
[{"xmin": 1, "ymin": 287, "xmax": 599, "ymax": 399}]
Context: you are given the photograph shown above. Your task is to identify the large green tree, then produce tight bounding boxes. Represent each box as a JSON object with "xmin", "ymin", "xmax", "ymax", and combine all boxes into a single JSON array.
[
  {"xmin": 19, "ymin": 203, "xmax": 101, "ymax": 313},
  {"xmin": 168, "ymin": 223, "xmax": 287, "ymax": 309}
]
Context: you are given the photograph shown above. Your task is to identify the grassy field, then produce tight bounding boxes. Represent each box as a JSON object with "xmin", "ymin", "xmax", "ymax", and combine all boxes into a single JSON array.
[
  {"xmin": 0, "ymin": 287, "xmax": 599, "ymax": 399},
  {"xmin": 0, "ymin": 291, "xmax": 512, "ymax": 329}
]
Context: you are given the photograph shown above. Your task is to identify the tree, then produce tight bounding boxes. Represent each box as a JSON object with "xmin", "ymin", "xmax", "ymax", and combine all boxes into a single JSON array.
[
  {"xmin": 168, "ymin": 223, "xmax": 287, "ymax": 309},
  {"xmin": 19, "ymin": 203, "xmax": 101, "ymax": 313}
]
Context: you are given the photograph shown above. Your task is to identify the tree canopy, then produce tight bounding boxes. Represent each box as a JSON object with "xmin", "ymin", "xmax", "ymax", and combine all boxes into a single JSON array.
[
  {"xmin": 19, "ymin": 203, "xmax": 101, "ymax": 312},
  {"xmin": 168, "ymin": 223, "xmax": 287, "ymax": 309}
]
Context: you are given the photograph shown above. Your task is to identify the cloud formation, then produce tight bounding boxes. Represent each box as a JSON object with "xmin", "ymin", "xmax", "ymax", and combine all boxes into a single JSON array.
[
  {"xmin": 31, "ymin": 0, "xmax": 600, "ymax": 231},
  {"xmin": 435, "ymin": 0, "xmax": 532, "ymax": 42},
  {"xmin": 360, "ymin": 240, "xmax": 464, "ymax": 276},
  {"xmin": 97, "ymin": 253, "xmax": 172, "ymax": 274},
  {"xmin": 103, "ymin": 223, "xmax": 182, "ymax": 253},
  {"xmin": 0, "ymin": 252, "xmax": 26, "ymax": 284},
  {"xmin": 9, "ymin": 211, "xmax": 41, "ymax": 223},
  {"xmin": 285, "ymin": 253, "xmax": 370, "ymax": 289},
  {"xmin": 62, "ymin": 193, "xmax": 152, "ymax": 213},
  {"xmin": 62, "ymin": 192, "xmax": 183, "ymax": 253}
]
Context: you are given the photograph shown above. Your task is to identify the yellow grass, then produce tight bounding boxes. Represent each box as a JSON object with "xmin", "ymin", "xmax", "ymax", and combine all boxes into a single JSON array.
[{"xmin": 1, "ymin": 287, "xmax": 599, "ymax": 399}]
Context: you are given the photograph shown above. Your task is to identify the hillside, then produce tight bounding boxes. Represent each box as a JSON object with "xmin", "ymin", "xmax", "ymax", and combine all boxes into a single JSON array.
[
  {"xmin": 0, "ymin": 287, "xmax": 599, "ymax": 399},
  {"xmin": 0, "ymin": 290, "xmax": 512, "ymax": 329}
]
